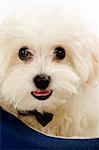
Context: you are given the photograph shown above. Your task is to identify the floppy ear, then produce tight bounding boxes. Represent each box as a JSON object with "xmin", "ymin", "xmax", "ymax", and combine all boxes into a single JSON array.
[
  {"xmin": 0, "ymin": 24, "xmax": 5, "ymax": 86},
  {"xmin": 86, "ymin": 41, "xmax": 99, "ymax": 85},
  {"xmin": 0, "ymin": 25, "xmax": 2, "ymax": 84}
]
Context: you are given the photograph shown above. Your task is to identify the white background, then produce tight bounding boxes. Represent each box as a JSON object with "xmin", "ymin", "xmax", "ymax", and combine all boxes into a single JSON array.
[{"xmin": 0, "ymin": 0, "xmax": 99, "ymax": 35}]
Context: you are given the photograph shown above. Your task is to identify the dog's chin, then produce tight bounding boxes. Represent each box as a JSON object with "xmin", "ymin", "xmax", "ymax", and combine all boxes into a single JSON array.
[{"xmin": 17, "ymin": 91, "xmax": 54, "ymax": 127}]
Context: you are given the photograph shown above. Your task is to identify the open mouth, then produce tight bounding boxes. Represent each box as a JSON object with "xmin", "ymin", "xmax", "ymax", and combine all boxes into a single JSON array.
[{"xmin": 31, "ymin": 90, "xmax": 53, "ymax": 100}]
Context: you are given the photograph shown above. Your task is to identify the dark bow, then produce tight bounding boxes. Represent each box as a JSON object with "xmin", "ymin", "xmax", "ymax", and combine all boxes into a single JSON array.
[{"xmin": 18, "ymin": 110, "xmax": 53, "ymax": 127}]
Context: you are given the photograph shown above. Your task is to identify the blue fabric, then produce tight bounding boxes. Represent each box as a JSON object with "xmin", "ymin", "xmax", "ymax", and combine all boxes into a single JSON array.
[{"xmin": 0, "ymin": 107, "xmax": 99, "ymax": 150}]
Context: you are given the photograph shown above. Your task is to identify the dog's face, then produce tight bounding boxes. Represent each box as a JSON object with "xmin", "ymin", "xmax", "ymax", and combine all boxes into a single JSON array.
[{"xmin": 0, "ymin": 8, "xmax": 99, "ymax": 113}]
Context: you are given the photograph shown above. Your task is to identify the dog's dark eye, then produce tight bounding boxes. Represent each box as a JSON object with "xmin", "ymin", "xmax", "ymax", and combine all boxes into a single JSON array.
[
  {"xmin": 18, "ymin": 47, "xmax": 33, "ymax": 60},
  {"xmin": 54, "ymin": 47, "xmax": 65, "ymax": 60}
]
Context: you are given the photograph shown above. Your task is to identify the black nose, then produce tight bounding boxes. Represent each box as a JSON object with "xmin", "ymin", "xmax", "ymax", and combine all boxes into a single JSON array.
[{"xmin": 33, "ymin": 74, "xmax": 50, "ymax": 90}]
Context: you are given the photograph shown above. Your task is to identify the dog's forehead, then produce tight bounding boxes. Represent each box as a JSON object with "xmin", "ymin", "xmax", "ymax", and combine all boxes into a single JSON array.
[
  {"xmin": 2, "ymin": 7, "xmax": 83, "ymax": 54},
  {"xmin": 5, "ymin": 8, "xmax": 81, "ymax": 36}
]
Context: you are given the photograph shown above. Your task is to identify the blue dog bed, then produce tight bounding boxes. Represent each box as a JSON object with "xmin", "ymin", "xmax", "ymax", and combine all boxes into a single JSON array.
[{"xmin": 0, "ymin": 107, "xmax": 99, "ymax": 150}]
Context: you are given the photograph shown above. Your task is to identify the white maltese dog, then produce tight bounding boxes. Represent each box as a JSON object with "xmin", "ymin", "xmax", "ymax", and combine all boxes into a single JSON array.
[{"xmin": 0, "ymin": 6, "xmax": 99, "ymax": 138}]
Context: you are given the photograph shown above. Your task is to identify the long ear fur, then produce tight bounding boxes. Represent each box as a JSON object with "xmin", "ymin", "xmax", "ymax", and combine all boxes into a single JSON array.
[{"xmin": 87, "ymin": 48, "xmax": 99, "ymax": 85}]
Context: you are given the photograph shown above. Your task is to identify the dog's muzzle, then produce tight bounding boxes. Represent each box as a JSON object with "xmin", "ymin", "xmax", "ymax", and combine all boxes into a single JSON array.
[{"xmin": 32, "ymin": 74, "xmax": 53, "ymax": 100}]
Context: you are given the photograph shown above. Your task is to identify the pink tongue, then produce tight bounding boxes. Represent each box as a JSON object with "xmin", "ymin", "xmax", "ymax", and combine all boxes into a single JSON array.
[{"xmin": 33, "ymin": 90, "xmax": 50, "ymax": 95}]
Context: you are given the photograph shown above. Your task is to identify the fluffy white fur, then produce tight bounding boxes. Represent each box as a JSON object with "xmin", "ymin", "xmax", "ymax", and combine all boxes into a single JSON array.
[{"xmin": 0, "ymin": 6, "xmax": 99, "ymax": 138}]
